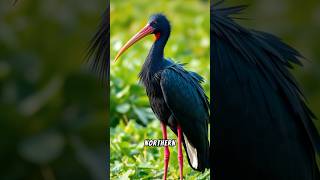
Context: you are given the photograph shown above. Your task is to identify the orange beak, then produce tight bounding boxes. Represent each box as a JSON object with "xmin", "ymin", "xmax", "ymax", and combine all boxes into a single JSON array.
[{"xmin": 114, "ymin": 24, "xmax": 155, "ymax": 62}]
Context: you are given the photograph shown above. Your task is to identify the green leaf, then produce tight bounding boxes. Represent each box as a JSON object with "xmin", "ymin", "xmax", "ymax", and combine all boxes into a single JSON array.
[
  {"xmin": 116, "ymin": 85, "xmax": 130, "ymax": 99},
  {"xmin": 132, "ymin": 106, "xmax": 148, "ymax": 125},
  {"xmin": 116, "ymin": 103, "xmax": 131, "ymax": 114}
]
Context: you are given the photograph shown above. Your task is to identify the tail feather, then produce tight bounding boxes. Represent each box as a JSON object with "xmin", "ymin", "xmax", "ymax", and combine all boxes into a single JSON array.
[{"xmin": 182, "ymin": 133, "xmax": 209, "ymax": 172}]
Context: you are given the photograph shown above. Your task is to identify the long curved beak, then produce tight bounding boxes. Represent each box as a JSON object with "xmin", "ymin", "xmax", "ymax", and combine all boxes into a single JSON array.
[{"xmin": 114, "ymin": 24, "xmax": 155, "ymax": 62}]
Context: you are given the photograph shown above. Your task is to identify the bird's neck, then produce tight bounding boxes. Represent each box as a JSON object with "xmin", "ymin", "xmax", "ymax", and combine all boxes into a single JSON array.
[
  {"xmin": 146, "ymin": 32, "xmax": 170, "ymax": 64},
  {"xmin": 148, "ymin": 32, "xmax": 169, "ymax": 61},
  {"xmin": 139, "ymin": 31, "xmax": 170, "ymax": 84},
  {"xmin": 146, "ymin": 31, "xmax": 170, "ymax": 67}
]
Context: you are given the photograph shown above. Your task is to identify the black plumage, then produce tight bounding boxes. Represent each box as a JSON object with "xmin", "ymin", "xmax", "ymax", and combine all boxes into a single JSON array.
[
  {"xmin": 211, "ymin": 1, "xmax": 320, "ymax": 179},
  {"xmin": 87, "ymin": 5, "xmax": 110, "ymax": 87},
  {"xmin": 134, "ymin": 14, "xmax": 210, "ymax": 172},
  {"xmin": 156, "ymin": 63, "xmax": 210, "ymax": 171}
]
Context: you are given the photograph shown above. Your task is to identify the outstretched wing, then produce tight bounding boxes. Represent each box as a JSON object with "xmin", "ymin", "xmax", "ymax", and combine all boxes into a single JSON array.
[
  {"xmin": 212, "ymin": 2, "xmax": 320, "ymax": 179},
  {"xmin": 160, "ymin": 64, "xmax": 209, "ymax": 171}
]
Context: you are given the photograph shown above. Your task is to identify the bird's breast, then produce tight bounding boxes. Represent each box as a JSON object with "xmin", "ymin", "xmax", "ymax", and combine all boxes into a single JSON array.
[
  {"xmin": 139, "ymin": 67, "xmax": 171, "ymax": 122},
  {"xmin": 148, "ymin": 93, "xmax": 171, "ymax": 123}
]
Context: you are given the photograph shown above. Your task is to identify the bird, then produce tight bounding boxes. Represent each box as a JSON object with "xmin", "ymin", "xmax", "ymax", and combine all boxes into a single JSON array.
[
  {"xmin": 113, "ymin": 14, "xmax": 210, "ymax": 179},
  {"xmin": 211, "ymin": 1, "xmax": 320, "ymax": 180}
]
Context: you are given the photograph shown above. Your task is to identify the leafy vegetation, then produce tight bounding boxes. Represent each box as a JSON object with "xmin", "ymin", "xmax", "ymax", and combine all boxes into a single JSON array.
[{"xmin": 111, "ymin": 120, "xmax": 210, "ymax": 179}]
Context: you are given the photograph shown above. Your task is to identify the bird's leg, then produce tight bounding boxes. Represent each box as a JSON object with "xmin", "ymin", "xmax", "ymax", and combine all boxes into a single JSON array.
[
  {"xmin": 177, "ymin": 124, "xmax": 183, "ymax": 180},
  {"xmin": 161, "ymin": 122, "xmax": 170, "ymax": 180}
]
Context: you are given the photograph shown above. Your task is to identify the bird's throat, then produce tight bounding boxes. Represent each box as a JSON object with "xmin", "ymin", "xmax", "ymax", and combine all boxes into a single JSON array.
[
  {"xmin": 154, "ymin": 32, "xmax": 161, "ymax": 41},
  {"xmin": 149, "ymin": 31, "xmax": 169, "ymax": 61},
  {"xmin": 139, "ymin": 33, "xmax": 169, "ymax": 85}
]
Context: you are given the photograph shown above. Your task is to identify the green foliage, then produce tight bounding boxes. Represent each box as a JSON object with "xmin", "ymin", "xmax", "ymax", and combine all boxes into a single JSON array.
[{"xmin": 111, "ymin": 120, "xmax": 210, "ymax": 179}]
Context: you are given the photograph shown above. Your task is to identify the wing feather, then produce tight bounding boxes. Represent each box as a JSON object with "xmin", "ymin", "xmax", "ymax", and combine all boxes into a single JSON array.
[
  {"xmin": 212, "ymin": 2, "xmax": 320, "ymax": 179},
  {"xmin": 160, "ymin": 64, "xmax": 209, "ymax": 171}
]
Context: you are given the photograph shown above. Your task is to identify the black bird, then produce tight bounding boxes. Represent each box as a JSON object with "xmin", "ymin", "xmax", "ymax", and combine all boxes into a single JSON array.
[
  {"xmin": 211, "ymin": 2, "xmax": 320, "ymax": 180},
  {"xmin": 114, "ymin": 14, "xmax": 210, "ymax": 179}
]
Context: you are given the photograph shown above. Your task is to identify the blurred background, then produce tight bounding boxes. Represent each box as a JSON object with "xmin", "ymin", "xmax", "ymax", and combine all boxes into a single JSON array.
[
  {"xmin": 0, "ymin": 0, "xmax": 107, "ymax": 180},
  {"xmin": 110, "ymin": 0, "xmax": 209, "ymax": 179}
]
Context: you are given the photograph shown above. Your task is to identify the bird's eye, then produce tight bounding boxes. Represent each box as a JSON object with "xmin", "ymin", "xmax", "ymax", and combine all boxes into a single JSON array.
[{"xmin": 151, "ymin": 21, "xmax": 157, "ymax": 26}]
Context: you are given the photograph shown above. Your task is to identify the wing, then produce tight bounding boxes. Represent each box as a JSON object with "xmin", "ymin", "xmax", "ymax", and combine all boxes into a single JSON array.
[
  {"xmin": 86, "ymin": 5, "xmax": 110, "ymax": 87},
  {"xmin": 212, "ymin": 2, "xmax": 320, "ymax": 178},
  {"xmin": 160, "ymin": 64, "xmax": 209, "ymax": 171}
]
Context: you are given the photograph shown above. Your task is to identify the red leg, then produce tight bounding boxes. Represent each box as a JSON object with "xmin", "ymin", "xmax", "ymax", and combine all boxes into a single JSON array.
[
  {"xmin": 161, "ymin": 122, "xmax": 170, "ymax": 180},
  {"xmin": 177, "ymin": 124, "xmax": 183, "ymax": 180}
]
